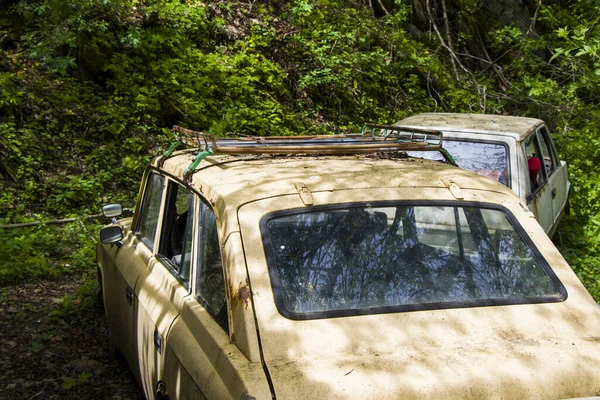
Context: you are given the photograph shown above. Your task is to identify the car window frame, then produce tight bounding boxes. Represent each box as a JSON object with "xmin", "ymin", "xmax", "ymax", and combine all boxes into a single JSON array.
[
  {"xmin": 411, "ymin": 138, "xmax": 512, "ymax": 189},
  {"xmin": 443, "ymin": 138, "xmax": 512, "ymax": 188},
  {"xmin": 156, "ymin": 179, "xmax": 196, "ymax": 291},
  {"xmin": 194, "ymin": 197, "xmax": 229, "ymax": 333},
  {"xmin": 134, "ymin": 171, "xmax": 166, "ymax": 250},
  {"xmin": 536, "ymin": 125, "xmax": 558, "ymax": 177},
  {"xmin": 260, "ymin": 200, "xmax": 567, "ymax": 321},
  {"xmin": 136, "ymin": 168, "xmax": 231, "ymax": 332},
  {"xmin": 525, "ymin": 133, "xmax": 548, "ymax": 198}
]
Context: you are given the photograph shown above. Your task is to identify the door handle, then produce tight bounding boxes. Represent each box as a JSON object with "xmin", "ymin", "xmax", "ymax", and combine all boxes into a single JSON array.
[
  {"xmin": 552, "ymin": 188, "xmax": 557, "ymax": 198},
  {"xmin": 125, "ymin": 287, "xmax": 133, "ymax": 305}
]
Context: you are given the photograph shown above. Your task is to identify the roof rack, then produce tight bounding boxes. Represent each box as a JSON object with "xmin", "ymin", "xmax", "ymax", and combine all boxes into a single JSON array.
[
  {"xmin": 161, "ymin": 124, "xmax": 457, "ymax": 178},
  {"xmin": 170, "ymin": 123, "xmax": 445, "ymax": 153}
]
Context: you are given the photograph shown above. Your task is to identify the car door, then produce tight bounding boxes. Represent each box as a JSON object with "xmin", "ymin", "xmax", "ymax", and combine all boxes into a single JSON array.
[
  {"xmin": 160, "ymin": 196, "xmax": 272, "ymax": 399},
  {"xmin": 524, "ymin": 126, "xmax": 567, "ymax": 234},
  {"xmin": 524, "ymin": 131, "xmax": 554, "ymax": 233},
  {"xmin": 99, "ymin": 171, "xmax": 165, "ymax": 383},
  {"xmin": 134, "ymin": 178, "xmax": 195, "ymax": 399},
  {"xmin": 537, "ymin": 125, "xmax": 569, "ymax": 231},
  {"xmin": 157, "ymin": 197, "xmax": 231, "ymax": 399}
]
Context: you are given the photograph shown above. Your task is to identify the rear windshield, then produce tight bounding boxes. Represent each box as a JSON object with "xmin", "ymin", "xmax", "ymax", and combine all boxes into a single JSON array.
[
  {"xmin": 262, "ymin": 202, "xmax": 565, "ymax": 320},
  {"xmin": 411, "ymin": 140, "xmax": 510, "ymax": 187}
]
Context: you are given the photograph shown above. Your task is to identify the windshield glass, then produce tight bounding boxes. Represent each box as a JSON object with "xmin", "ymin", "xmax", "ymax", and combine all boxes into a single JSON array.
[
  {"xmin": 411, "ymin": 140, "xmax": 509, "ymax": 187},
  {"xmin": 262, "ymin": 203, "xmax": 564, "ymax": 319}
]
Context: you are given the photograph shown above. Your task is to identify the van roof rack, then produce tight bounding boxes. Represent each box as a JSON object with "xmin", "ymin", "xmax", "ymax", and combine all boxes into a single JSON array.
[{"xmin": 161, "ymin": 124, "xmax": 456, "ymax": 178}]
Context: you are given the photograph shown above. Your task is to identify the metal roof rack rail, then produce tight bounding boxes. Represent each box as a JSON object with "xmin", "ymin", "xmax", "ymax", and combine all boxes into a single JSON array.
[
  {"xmin": 171, "ymin": 123, "xmax": 446, "ymax": 153},
  {"xmin": 161, "ymin": 124, "xmax": 457, "ymax": 178}
]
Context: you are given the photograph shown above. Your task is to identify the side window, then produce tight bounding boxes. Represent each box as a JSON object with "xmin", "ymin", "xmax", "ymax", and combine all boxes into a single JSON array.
[
  {"xmin": 158, "ymin": 181, "xmax": 194, "ymax": 288},
  {"xmin": 525, "ymin": 135, "xmax": 546, "ymax": 192},
  {"xmin": 537, "ymin": 127, "xmax": 557, "ymax": 177},
  {"xmin": 196, "ymin": 200, "xmax": 228, "ymax": 332},
  {"xmin": 136, "ymin": 173, "xmax": 165, "ymax": 249}
]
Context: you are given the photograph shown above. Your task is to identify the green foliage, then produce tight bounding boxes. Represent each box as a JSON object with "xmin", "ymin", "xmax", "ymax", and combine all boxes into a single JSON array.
[
  {"xmin": 280, "ymin": 0, "xmax": 442, "ymax": 126},
  {"xmin": 0, "ymin": 222, "xmax": 100, "ymax": 286},
  {"xmin": 77, "ymin": 275, "xmax": 101, "ymax": 310},
  {"xmin": 61, "ymin": 372, "xmax": 92, "ymax": 390},
  {"xmin": 0, "ymin": 0, "xmax": 457, "ymax": 221},
  {"xmin": 48, "ymin": 294, "xmax": 75, "ymax": 321}
]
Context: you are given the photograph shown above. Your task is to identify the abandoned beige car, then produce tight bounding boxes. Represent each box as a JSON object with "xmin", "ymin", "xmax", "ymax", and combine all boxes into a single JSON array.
[{"xmin": 97, "ymin": 125, "xmax": 600, "ymax": 400}]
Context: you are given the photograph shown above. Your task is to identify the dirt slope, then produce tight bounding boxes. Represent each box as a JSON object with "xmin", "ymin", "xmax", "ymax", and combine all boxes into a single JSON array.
[{"xmin": 0, "ymin": 275, "xmax": 144, "ymax": 400}]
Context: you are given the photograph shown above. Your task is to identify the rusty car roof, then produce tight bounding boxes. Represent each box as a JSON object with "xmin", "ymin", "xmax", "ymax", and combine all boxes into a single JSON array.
[
  {"xmin": 155, "ymin": 152, "xmax": 517, "ymax": 208},
  {"xmin": 395, "ymin": 113, "xmax": 545, "ymax": 140}
]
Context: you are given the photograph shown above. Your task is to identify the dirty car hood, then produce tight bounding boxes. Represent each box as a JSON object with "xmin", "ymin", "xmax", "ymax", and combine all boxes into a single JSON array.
[{"xmin": 257, "ymin": 301, "xmax": 600, "ymax": 399}]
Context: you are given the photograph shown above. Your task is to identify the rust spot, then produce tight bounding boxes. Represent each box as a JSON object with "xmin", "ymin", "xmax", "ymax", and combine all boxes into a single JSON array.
[{"xmin": 231, "ymin": 279, "xmax": 251, "ymax": 310}]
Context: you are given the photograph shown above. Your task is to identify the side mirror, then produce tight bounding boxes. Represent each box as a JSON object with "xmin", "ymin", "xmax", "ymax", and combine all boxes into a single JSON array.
[
  {"xmin": 102, "ymin": 204, "xmax": 123, "ymax": 219},
  {"xmin": 100, "ymin": 226, "xmax": 123, "ymax": 245}
]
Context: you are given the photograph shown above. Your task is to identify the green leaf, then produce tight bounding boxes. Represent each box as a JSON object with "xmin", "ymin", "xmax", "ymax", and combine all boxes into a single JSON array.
[
  {"xmin": 549, "ymin": 48, "xmax": 564, "ymax": 63},
  {"xmin": 78, "ymin": 371, "xmax": 93, "ymax": 383},
  {"xmin": 28, "ymin": 341, "xmax": 45, "ymax": 352},
  {"xmin": 61, "ymin": 376, "xmax": 76, "ymax": 390}
]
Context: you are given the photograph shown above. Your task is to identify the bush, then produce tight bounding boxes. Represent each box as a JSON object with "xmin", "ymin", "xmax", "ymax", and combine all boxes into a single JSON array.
[{"xmin": 0, "ymin": 221, "xmax": 101, "ymax": 286}]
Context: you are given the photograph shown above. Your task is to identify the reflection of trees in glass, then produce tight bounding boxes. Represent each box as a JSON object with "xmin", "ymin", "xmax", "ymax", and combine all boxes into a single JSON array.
[
  {"xmin": 137, "ymin": 173, "xmax": 165, "ymax": 248},
  {"xmin": 196, "ymin": 201, "xmax": 226, "ymax": 316},
  {"xmin": 266, "ymin": 205, "xmax": 560, "ymax": 314},
  {"xmin": 445, "ymin": 141, "xmax": 509, "ymax": 186},
  {"xmin": 179, "ymin": 196, "xmax": 195, "ymax": 285},
  {"xmin": 410, "ymin": 141, "xmax": 509, "ymax": 186}
]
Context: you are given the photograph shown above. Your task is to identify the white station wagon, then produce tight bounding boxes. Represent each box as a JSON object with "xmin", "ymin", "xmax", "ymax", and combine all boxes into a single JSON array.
[
  {"xmin": 395, "ymin": 113, "xmax": 570, "ymax": 236},
  {"xmin": 97, "ymin": 125, "xmax": 600, "ymax": 400}
]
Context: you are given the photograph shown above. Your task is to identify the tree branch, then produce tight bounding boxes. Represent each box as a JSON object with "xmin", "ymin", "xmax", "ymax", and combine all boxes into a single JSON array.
[
  {"xmin": 526, "ymin": 0, "xmax": 542, "ymax": 38},
  {"xmin": 426, "ymin": 0, "xmax": 484, "ymax": 110},
  {"xmin": 0, "ymin": 209, "xmax": 133, "ymax": 230}
]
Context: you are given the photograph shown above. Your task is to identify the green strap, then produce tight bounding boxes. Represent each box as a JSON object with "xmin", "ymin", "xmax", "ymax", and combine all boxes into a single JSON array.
[
  {"xmin": 163, "ymin": 141, "xmax": 182, "ymax": 158},
  {"xmin": 184, "ymin": 150, "xmax": 213, "ymax": 179},
  {"xmin": 439, "ymin": 148, "xmax": 457, "ymax": 166}
]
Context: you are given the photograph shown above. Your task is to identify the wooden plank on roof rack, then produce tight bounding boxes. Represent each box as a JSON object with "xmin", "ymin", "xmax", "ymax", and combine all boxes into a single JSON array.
[{"xmin": 171, "ymin": 124, "xmax": 443, "ymax": 154}]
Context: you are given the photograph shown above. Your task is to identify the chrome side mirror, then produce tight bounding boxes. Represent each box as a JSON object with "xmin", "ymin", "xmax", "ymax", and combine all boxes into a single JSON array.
[
  {"xmin": 102, "ymin": 204, "xmax": 123, "ymax": 219},
  {"xmin": 100, "ymin": 226, "xmax": 123, "ymax": 246}
]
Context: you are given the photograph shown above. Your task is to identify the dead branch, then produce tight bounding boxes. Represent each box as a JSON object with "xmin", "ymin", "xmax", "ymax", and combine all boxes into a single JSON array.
[
  {"xmin": 471, "ymin": 23, "xmax": 513, "ymax": 89},
  {"xmin": 0, "ymin": 209, "xmax": 133, "ymax": 230},
  {"xmin": 526, "ymin": 0, "xmax": 542, "ymax": 38},
  {"xmin": 0, "ymin": 158, "xmax": 16, "ymax": 182},
  {"xmin": 425, "ymin": 0, "xmax": 484, "ymax": 109},
  {"xmin": 440, "ymin": 0, "xmax": 457, "ymax": 78},
  {"xmin": 426, "ymin": 0, "xmax": 459, "ymax": 80},
  {"xmin": 376, "ymin": 0, "xmax": 390, "ymax": 15}
]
